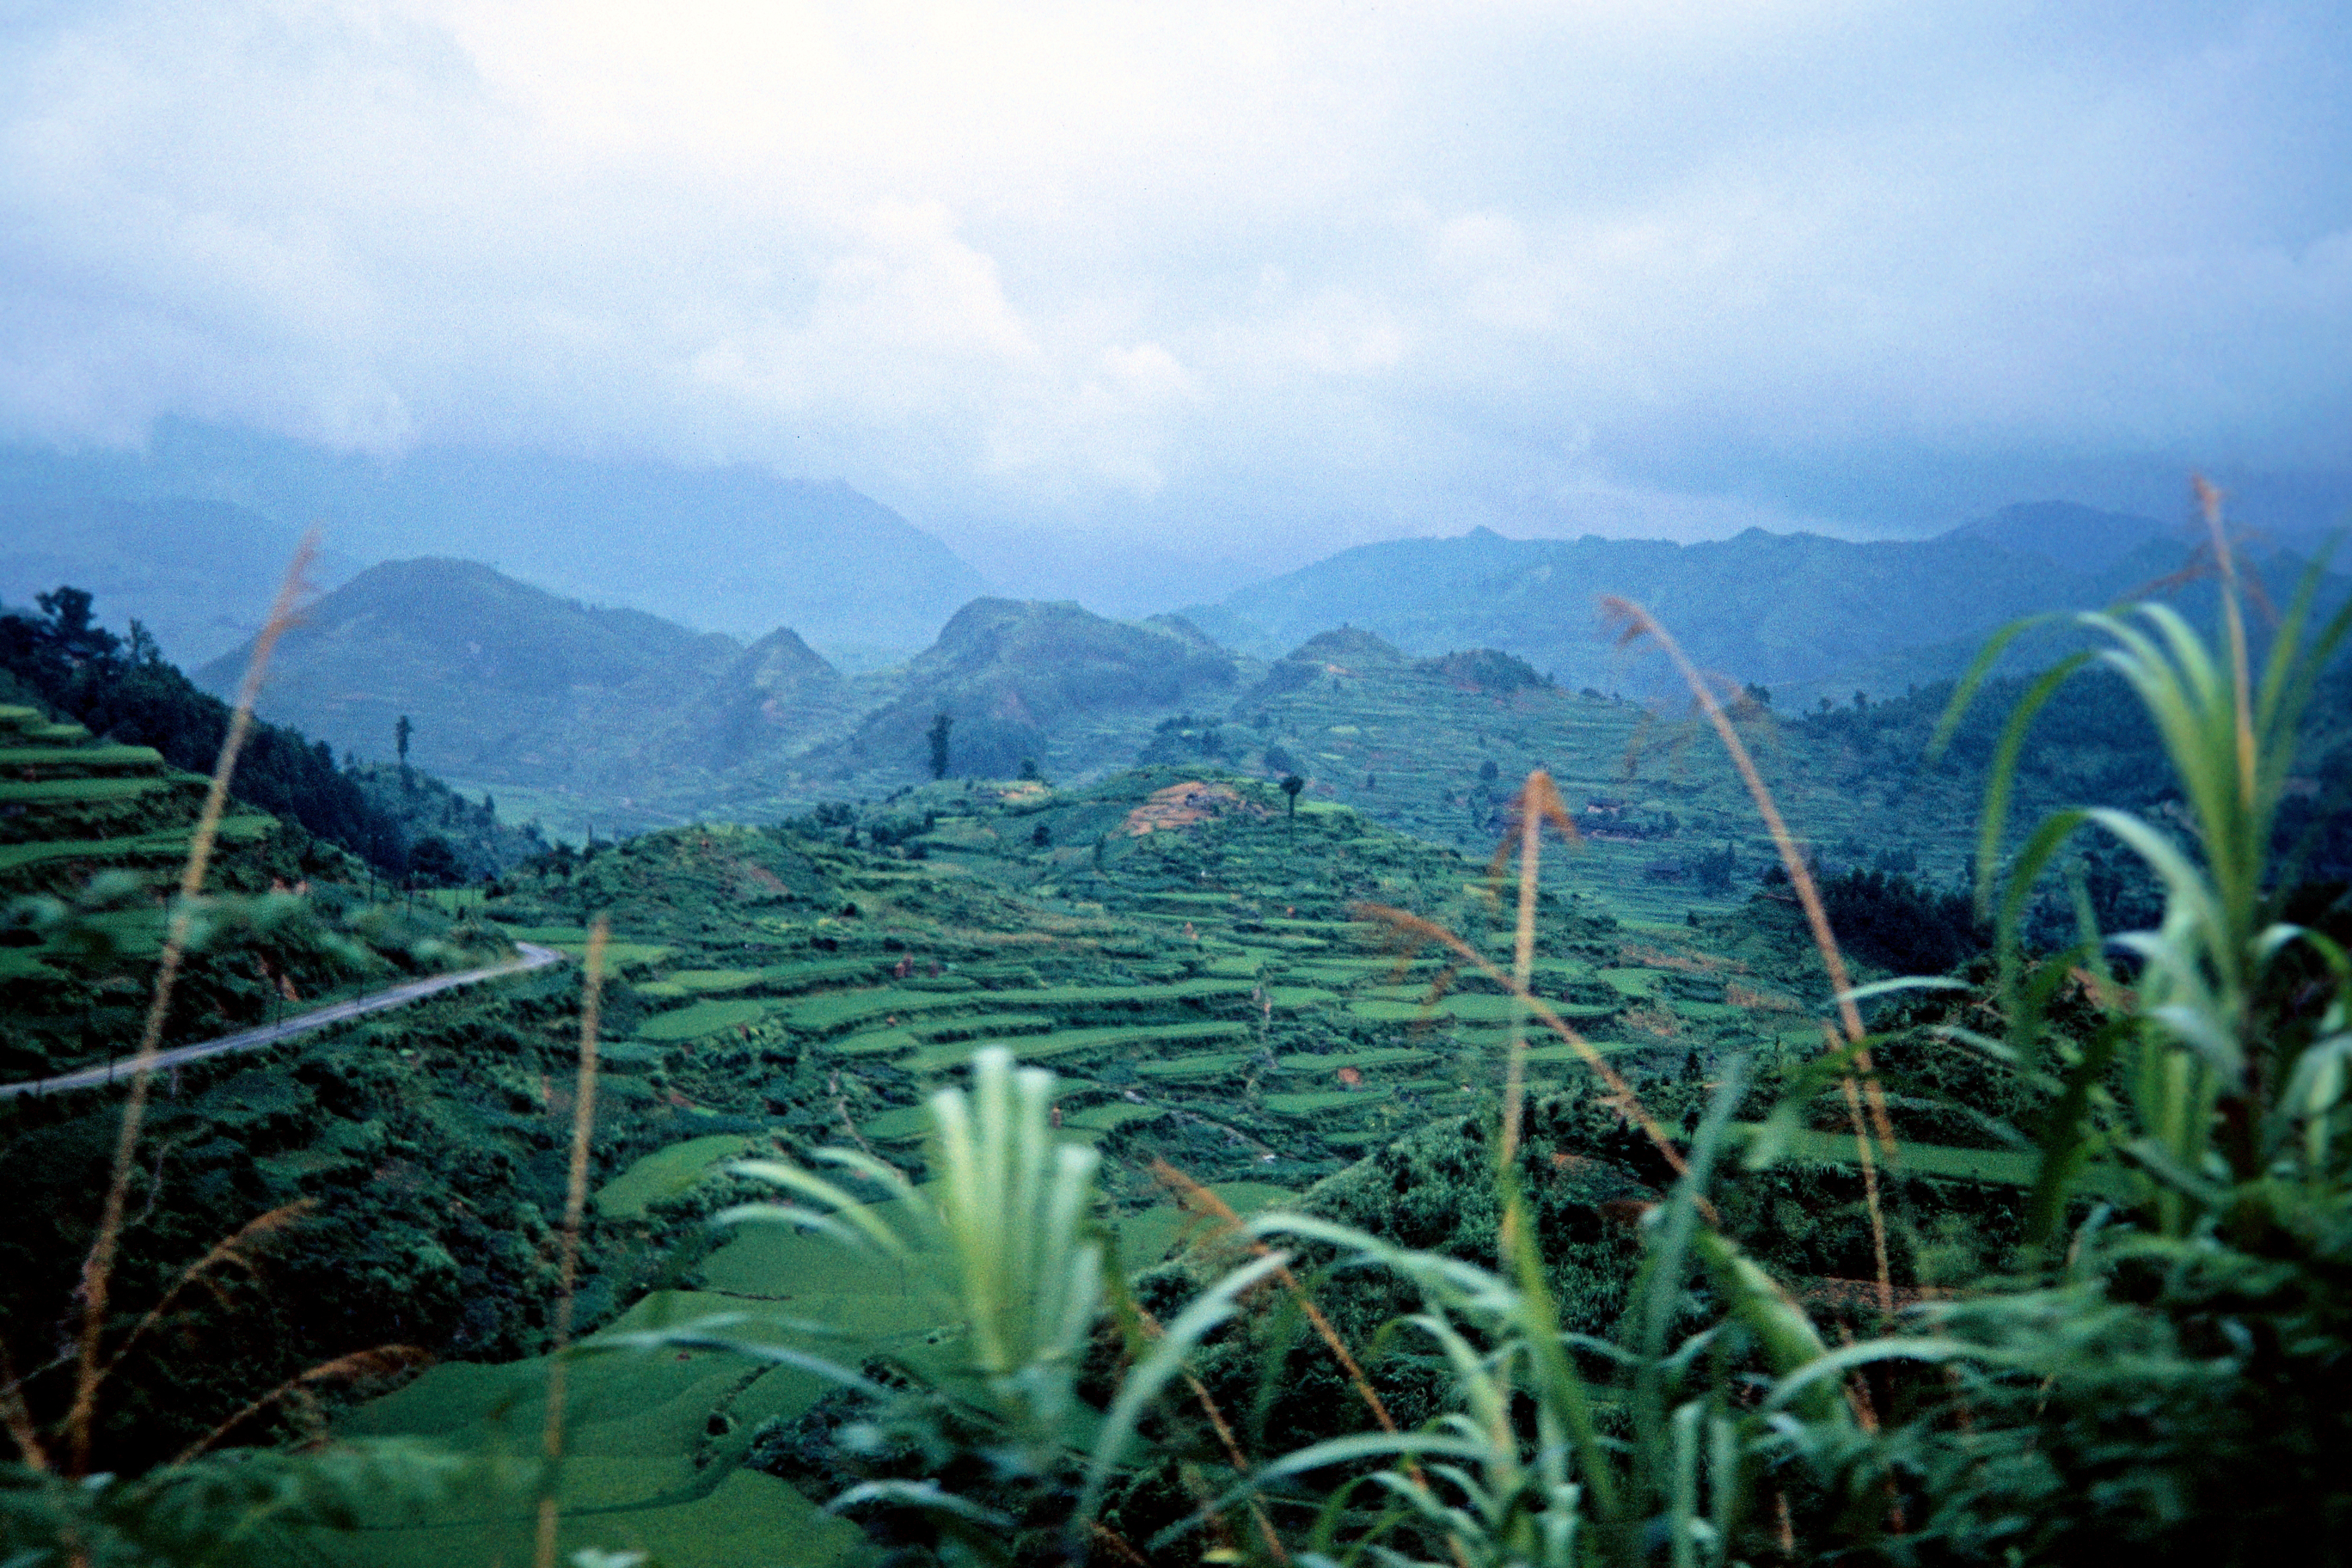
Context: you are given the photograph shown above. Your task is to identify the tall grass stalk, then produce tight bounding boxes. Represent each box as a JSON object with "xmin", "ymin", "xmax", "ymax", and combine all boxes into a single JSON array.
[
  {"xmin": 535, "ymin": 916, "xmax": 607, "ymax": 1568},
  {"xmin": 1357, "ymin": 900, "xmax": 1692, "ymax": 1187},
  {"xmin": 1598, "ymin": 594, "xmax": 1896, "ymax": 1314},
  {"xmin": 1148, "ymin": 1161, "xmax": 1406, "ymax": 1442},
  {"xmin": 1496, "ymin": 772, "xmax": 1577, "ymax": 1169},
  {"xmin": 1939, "ymin": 481, "xmax": 2352, "ymax": 1243},
  {"xmin": 1148, "ymin": 1159, "xmax": 1478, "ymax": 1567},
  {"xmin": 64, "ymin": 535, "xmax": 317, "ymax": 1478}
]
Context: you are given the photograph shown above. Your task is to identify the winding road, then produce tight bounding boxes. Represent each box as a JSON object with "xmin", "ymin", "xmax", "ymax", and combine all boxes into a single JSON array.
[{"xmin": 0, "ymin": 941, "xmax": 568, "ymax": 1099}]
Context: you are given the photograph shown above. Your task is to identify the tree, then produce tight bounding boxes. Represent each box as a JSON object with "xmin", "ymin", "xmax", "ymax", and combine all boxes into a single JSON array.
[
  {"xmin": 1017, "ymin": 756, "xmax": 1044, "ymax": 783},
  {"xmin": 395, "ymin": 714, "xmax": 413, "ymax": 770},
  {"xmin": 405, "ymin": 835, "xmax": 464, "ymax": 888},
  {"xmin": 34, "ymin": 587, "xmax": 119, "ymax": 663},
  {"xmin": 1280, "ymin": 774, "xmax": 1305, "ymax": 818},
  {"xmin": 926, "ymin": 712, "xmax": 954, "ymax": 780}
]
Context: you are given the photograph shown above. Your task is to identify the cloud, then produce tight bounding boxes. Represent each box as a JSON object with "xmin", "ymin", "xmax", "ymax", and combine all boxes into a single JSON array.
[{"xmin": 1, "ymin": 0, "xmax": 2346, "ymax": 595}]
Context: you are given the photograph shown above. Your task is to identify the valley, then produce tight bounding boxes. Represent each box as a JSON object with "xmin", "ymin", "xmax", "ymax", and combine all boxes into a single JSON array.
[
  {"xmin": 8, "ymin": 11, "xmax": 2349, "ymax": 1558},
  {"xmin": 4, "ymin": 502, "xmax": 2349, "ymax": 1568},
  {"xmin": 4, "ymin": 764, "xmax": 2035, "ymax": 1564}
]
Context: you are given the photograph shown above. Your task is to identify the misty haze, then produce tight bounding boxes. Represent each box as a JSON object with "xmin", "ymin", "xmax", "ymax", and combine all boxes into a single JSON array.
[{"xmin": 3, "ymin": 6, "xmax": 2349, "ymax": 1566}]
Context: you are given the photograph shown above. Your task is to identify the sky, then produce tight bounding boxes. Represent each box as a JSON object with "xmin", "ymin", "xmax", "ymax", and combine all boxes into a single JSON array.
[{"xmin": 2, "ymin": 1, "xmax": 2348, "ymax": 607}]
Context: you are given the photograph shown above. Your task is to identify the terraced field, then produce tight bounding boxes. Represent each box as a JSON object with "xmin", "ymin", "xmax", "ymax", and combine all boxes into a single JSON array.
[
  {"xmin": 0, "ymin": 705, "xmax": 222, "ymax": 892},
  {"xmin": 1131, "ymin": 634, "xmax": 2006, "ymax": 926},
  {"xmin": 256, "ymin": 763, "xmax": 2041, "ymax": 1560},
  {"xmin": 308, "ymin": 1165, "xmax": 1291, "ymax": 1567}
]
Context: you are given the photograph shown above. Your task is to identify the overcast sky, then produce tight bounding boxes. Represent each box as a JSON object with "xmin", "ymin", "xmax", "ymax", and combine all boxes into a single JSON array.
[{"xmin": 3, "ymin": 1, "xmax": 2347, "ymax": 603}]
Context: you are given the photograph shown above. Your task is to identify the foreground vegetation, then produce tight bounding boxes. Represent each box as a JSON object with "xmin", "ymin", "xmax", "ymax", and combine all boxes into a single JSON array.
[{"xmin": 4, "ymin": 503, "xmax": 2350, "ymax": 1566}]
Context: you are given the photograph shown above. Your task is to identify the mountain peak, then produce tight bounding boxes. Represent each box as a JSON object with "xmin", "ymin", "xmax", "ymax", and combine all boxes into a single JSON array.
[{"xmin": 1938, "ymin": 500, "xmax": 2171, "ymax": 576}]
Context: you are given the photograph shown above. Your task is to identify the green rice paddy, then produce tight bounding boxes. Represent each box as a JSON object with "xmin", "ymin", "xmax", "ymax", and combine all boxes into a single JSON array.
[
  {"xmin": 594, "ymin": 1134, "xmax": 761, "ymax": 1218},
  {"xmin": 636, "ymin": 998, "xmax": 771, "ymax": 1041}
]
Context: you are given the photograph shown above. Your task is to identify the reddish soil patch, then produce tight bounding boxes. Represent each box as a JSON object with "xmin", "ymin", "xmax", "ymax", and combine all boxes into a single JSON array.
[
  {"xmin": 1620, "ymin": 942, "xmax": 1736, "ymax": 975},
  {"xmin": 1623, "ymin": 1004, "xmax": 1684, "ymax": 1039},
  {"xmin": 1725, "ymin": 981, "xmax": 1800, "ymax": 1013},
  {"xmin": 1122, "ymin": 781, "xmax": 1268, "ymax": 836}
]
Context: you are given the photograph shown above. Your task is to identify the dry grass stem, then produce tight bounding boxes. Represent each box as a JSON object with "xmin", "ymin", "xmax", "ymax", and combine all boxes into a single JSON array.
[
  {"xmin": 168, "ymin": 1345, "xmax": 428, "ymax": 1465},
  {"xmin": 1598, "ymin": 594, "xmax": 1896, "ymax": 1305},
  {"xmin": 2193, "ymin": 475, "xmax": 2261, "ymax": 803},
  {"xmin": 64, "ymin": 534, "xmax": 317, "ymax": 1477},
  {"xmin": 1596, "ymin": 598, "xmax": 1885, "ymax": 1081},
  {"xmin": 1494, "ymin": 772, "xmax": 1577, "ymax": 1168},
  {"xmin": 1087, "ymin": 1521, "xmax": 1153, "ymax": 1567},
  {"xmin": 1134, "ymin": 1296, "xmax": 1288, "ymax": 1565},
  {"xmin": 536, "ymin": 916, "xmax": 608, "ymax": 1568},
  {"xmin": 101, "ymin": 1201, "xmax": 319, "ymax": 1387},
  {"xmin": 1152, "ymin": 1161, "xmax": 1475, "ymax": 1568},
  {"xmin": 1150, "ymin": 1161, "xmax": 1405, "ymax": 1437},
  {"xmin": 1840, "ymin": 1069, "xmax": 1894, "ymax": 1317},
  {"xmin": 1355, "ymin": 903, "xmax": 1694, "ymax": 1187},
  {"xmin": 0, "ymin": 1346, "xmax": 49, "ymax": 1473}
]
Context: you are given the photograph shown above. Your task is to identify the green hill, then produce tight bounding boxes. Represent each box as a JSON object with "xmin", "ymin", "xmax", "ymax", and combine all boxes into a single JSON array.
[
  {"xmin": 1138, "ymin": 627, "xmax": 1946, "ymax": 924},
  {"xmin": 805, "ymin": 599, "xmax": 1254, "ymax": 787},
  {"xmin": 218, "ymin": 579, "xmax": 1262, "ymax": 836},
  {"xmin": 658, "ymin": 624, "xmax": 857, "ymax": 771},
  {"xmin": 197, "ymin": 558, "xmax": 748, "ymax": 793}
]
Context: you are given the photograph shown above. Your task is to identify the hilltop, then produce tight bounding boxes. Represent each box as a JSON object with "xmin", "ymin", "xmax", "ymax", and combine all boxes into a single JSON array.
[{"xmin": 818, "ymin": 599, "xmax": 1249, "ymax": 782}]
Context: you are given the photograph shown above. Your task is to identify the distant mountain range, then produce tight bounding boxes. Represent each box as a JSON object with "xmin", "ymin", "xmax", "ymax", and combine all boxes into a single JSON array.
[
  {"xmin": 0, "ymin": 420, "xmax": 992, "ymax": 664},
  {"xmin": 1174, "ymin": 501, "xmax": 2328, "ymax": 704},
  {"xmin": 183, "ymin": 487, "xmax": 2349, "ymax": 841}
]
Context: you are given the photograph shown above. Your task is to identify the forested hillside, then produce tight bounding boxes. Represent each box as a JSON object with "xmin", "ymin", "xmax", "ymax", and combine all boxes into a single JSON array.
[{"xmin": 3, "ymin": 585, "xmax": 549, "ymax": 882}]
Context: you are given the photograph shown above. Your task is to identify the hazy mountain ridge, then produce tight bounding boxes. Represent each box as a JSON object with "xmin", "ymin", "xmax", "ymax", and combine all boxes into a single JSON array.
[
  {"xmin": 188, "ymin": 500, "xmax": 2347, "ymax": 843},
  {"xmin": 0, "ymin": 495, "xmax": 360, "ymax": 666},
  {"xmin": 1180, "ymin": 503, "xmax": 2223, "ymax": 703},
  {"xmin": 1941, "ymin": 499, "xmax": 2178, "ymax": 575},
  {"xmin": 0, "ymin": 421, "xmax": 993, "ymax": 658},
  {"xmin": 203, "ymin": 566, "xmax": 1259, "ymax": 834}
]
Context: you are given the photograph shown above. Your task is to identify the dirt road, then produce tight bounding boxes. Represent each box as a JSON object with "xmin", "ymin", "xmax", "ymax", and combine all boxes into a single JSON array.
[{"xmin": 0, "ymin": 941, "xmax": 567, "ymax": 1099}]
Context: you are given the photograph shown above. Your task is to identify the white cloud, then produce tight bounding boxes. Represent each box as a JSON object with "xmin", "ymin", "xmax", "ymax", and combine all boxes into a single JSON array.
[{"xmin": 1, "ymin": 0, "xmax": 2346, "ymax": 588}]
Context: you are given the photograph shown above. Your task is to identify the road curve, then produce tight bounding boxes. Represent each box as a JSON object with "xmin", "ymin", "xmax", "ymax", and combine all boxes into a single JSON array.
[{"xmin": 0, "ymin": 941, "xmax": 569, "ymax": 1099}]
